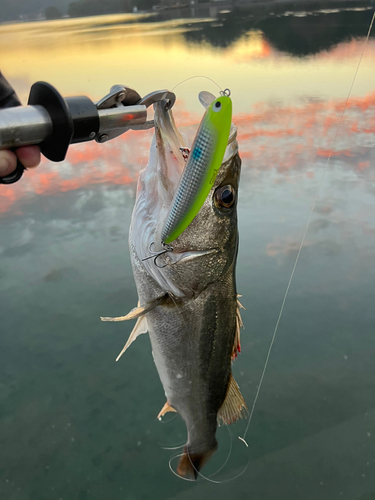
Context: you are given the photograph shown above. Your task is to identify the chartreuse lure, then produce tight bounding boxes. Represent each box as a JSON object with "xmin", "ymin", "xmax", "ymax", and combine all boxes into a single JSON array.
[{"xmin": 161, "ymin": 94, "xmax": 232, "ymax": 245}]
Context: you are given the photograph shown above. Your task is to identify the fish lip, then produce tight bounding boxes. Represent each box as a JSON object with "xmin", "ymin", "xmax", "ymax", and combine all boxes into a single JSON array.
[{"xmin": 166, "ymin": 248, "xmax": 218, "ymax": 265}]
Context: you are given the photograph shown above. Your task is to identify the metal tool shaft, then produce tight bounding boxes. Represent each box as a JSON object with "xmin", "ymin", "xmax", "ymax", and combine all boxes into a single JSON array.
[
  {"xmin": 0, "ymin": 104, "xmax": 147, "ymax": 149},
  {"xmin": 97, "ymin": 105, "xmax": 146, "ymax": 142},
  {"xmin": 0, "ymin": 105, "xmax": 53, "ymax": 149}
]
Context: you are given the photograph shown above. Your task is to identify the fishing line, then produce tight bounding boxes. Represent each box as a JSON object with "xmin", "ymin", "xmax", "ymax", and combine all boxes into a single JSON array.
[
  {"xmin": 158, "ymin": 412, "xmax": 179, "ymax": 424},
  {"xmin": 168, "ymin": 453, "xmax": 196, "ymax": 482},
  {"xmin": 183, "ymin": 447, "xmax": 250, "ymax": 485},
  {"xmin": 207, "ymin": 424, "xmax": 233, "ymax": 478},
  {"xmin": 240, "ymin": 10, "xmax": 375, "ymax": 443},
  {"xmin": 168, "ymin": 413, "xmax": 249, "ymax": 483},
  {"xmin": 168, "ymin": 423, "xmax": 250, "ymax": 484},
  {"xmin": 160, "ymin": 443, "xmax": 185, "ymax": 450},
  {"xmin": 172, "ymin": 75, "xmax": 223, "ymax": 93}
]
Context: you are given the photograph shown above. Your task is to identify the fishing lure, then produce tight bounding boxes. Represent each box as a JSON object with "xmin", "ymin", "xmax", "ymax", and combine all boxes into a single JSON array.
[{"xmin": 161, "ymin": 91, "xmax": 232, "ymax": 245}]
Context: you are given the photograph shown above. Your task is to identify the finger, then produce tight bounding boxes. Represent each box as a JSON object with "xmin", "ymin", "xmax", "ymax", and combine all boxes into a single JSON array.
[
  {"xmin": 15, "ymin": 146, "xmax": 41, "ymax": 169},
  {"xmin": 0, "ymin": 150, "xmax": 18, "ymax": 176}
]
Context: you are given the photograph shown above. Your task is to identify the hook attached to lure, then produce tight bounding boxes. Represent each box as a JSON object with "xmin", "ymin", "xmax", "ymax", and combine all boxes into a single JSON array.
[{"xmin": 141, "ymin": 242, "xmax": 173, "ymax": 268}]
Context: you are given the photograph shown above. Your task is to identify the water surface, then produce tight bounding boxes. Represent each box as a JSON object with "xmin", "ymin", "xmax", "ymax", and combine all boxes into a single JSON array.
[{"xmin": 1, "ymin": 4, "xmax": 375, "ymax": 499}]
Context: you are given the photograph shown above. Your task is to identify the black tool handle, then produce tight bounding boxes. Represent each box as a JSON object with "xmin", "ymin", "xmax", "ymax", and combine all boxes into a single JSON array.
[{"xmin": 0, "ymin": 82, "xmax": 100, "ymax": 184}]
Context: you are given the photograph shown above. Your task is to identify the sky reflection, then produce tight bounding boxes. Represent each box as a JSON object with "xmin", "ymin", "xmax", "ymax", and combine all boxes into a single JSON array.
[{"xmin": 1, "ymin": 90, "xmax": 374, "ymax": 215}]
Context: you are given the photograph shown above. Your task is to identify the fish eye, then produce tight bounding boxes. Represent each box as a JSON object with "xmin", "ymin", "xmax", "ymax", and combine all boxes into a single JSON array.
[
  {"xmin": 214, "ymin": 185, "xmax": 236, "ymax": 210},
  {"xmin": 212, "ymin": 101, "xmax": 222, "ymax": 113}
]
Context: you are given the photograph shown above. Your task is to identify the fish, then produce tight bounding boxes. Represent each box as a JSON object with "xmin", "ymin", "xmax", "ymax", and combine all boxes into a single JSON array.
[{"xmin": 101, "ymin": 93, "xmax": 246, "ymax": 479}]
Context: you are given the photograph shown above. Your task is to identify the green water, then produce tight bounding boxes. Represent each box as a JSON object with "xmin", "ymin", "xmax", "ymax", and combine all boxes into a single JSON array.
[{"xmin": 1, "ymin": 3, "xmax": 375, "ymax": 499}]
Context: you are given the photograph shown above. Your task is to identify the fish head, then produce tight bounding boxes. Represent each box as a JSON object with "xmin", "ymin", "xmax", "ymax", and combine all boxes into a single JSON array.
[
  {"xmin": 162, "ymin": 143, "xmax": 240, "ymax": 298},
  {"xmin": 130, "ymin": 96, "xmax": 241, "ymax": 299}
]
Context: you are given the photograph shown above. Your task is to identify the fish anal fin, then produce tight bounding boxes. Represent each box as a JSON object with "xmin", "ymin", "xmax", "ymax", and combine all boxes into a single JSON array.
[
  {"xmin": 217, "ymin": 373, "xmax": 247, "ymax": 426},
  {"xmin": 101, "ymin": 295, "xmax": 167, "ymax": 322},
  {"xmin": 115, "ymin": 315, "xmax": 148, "ymax": 362},
  {"xmin": 157, "ymin": 401, "xmax": 177, "ymax": 420}
]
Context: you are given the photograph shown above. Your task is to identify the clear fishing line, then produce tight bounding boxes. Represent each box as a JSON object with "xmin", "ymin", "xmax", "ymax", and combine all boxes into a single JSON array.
[
  {"xmin": 160, "ymin": 443, "xmax": 185, "ymax": 450},
  {"xmin": 240, "ymin": 11, "xmax": 375, "ymax": 444},
  {"xmin": 158, "ymin": 413, "xmax": 179, "ymax": 424},
  {"xmin": 172, "ymin": 75, "xmax": 223, "ymax": 93},
  {"xmin": 168, "ymin": 418, "xmax": 250, "ymax": 484}
]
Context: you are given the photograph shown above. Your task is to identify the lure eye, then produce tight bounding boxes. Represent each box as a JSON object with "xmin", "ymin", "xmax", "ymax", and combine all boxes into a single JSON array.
[
  {"xmin": 214, "ymin": 185, "xmax": 236, "ymax": 210},
  {"xmin": 212, "ymin": 101, "xmax": 222, "ymax": 113}
]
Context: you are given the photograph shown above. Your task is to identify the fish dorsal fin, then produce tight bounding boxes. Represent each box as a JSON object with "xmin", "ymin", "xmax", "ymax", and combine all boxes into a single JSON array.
[
  {"xmin": 100, "ymin": 295, "xmax": 167, "ymax": 322},
  {"xmin": 217, "ymin": 373, "xmax": 247, "ymax": 426},
  {"xmin": 232, "ymin": 295, "xmax": 245, "ymax": 360},
  {"xmin": 115, "ymin": 315, "xmax": 148, "ymax": 362}
]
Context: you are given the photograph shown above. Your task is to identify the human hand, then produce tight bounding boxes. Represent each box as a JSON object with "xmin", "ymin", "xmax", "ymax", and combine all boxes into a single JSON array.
[
  {"xmin": 0, "ymin": 146, "xmax": 41, "ymax": 177},
  {"xmin": 0, "ymin": 71, "xmax": 42, "ymax": 180}
]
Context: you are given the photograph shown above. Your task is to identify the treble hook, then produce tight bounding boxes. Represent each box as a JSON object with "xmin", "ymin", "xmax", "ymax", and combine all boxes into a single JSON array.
[{"xmin": 141, "ymin": 242, "xmax": 173, "ymax": 268}]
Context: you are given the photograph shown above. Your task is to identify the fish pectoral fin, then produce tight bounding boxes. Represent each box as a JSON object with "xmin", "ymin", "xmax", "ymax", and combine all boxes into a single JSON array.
[
  {"xmin": 217, "ymin": 373, "xmax": 248, "ymax": 426},
  {"xmin": 101, "ymin": 295, "xmax": 167, "ymax": 322},
  {"xmin": 115, "ymin": 316, "xmax": 148, "ymax": 362},
  {"xmin": 157, "ymin": 401, "xmax": 177, "ymax": 420},
  {"xmin": 232, "ymin": 296, "xmax": 245, "ymax": 360}
]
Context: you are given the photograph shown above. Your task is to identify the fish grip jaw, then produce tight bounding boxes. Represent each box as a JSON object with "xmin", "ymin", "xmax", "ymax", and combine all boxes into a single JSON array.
[{"xmin": 94, "ymin": 87, "xmax": 176, "ymax": 139}]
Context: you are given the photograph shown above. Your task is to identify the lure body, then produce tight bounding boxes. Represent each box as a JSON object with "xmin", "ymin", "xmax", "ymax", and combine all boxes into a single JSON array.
[{"xmin": 161, "ymin": 95, "xmax": 232, "ymax": 245}]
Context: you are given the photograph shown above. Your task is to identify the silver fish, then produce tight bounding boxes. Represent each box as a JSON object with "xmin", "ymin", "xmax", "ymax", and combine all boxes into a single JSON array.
[{"xmin": 101, "ymin": 96, "xmax": 246, "ymax": 479}]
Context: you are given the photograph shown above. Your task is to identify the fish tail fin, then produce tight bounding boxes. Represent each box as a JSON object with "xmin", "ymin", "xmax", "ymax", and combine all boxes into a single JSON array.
[{"xmin": 176, "ymin": 445, "xmax": 217, "ymax": 480}]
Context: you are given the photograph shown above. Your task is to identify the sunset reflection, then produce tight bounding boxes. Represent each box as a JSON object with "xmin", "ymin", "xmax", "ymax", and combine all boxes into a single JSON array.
[
  {"xmin": 1, "ymin": 89, "xmax": 374, "ymax": 214},
  {"xmin": 1, "ymin": 13, "xmax": 374, "ymax": 109},
  {"xmin": 1, "ymin": 11, "xmax": 374, "ymax": 214}
]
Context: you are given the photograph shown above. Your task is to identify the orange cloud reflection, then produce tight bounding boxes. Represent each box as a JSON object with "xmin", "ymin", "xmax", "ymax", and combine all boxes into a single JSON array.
[
  {"xmin": 1, "ymin": 93, "xmax": 374, "ymax": 215},
  {"xmin": 237, "ymin": 91, "xmax": 375, "ymax": 172},
  {"xmin": 0, "ymin": 131, "xmax": 148, "ymax": 214}
]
